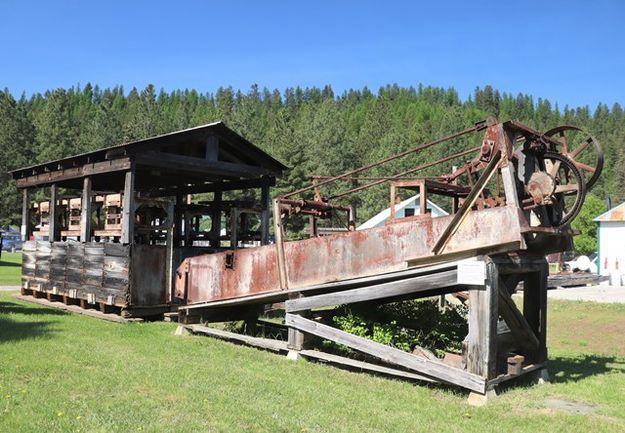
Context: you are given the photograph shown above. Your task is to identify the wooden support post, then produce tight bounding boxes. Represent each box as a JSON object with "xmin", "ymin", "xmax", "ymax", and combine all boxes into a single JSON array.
[
  {"xmin": 389, "ymin": 183, "xmax": 396, "ymax": 223},
  {"xmin": 419, "ymin": 180, "xmax": 427, "ymax": 215},
  {"xmin": 230, "ymin": 208, "xmax": 238, "ymax": 249},
  {"xmin": 173, "ymin": 194, "xmax": 183, "ymax": 247},
  {"xmin": 121, "ymin": 167, "xmax": 135, "ymax": 245},
  {"xmin": 21, "ymin": 188, "xmax": 30, "ymax": 241},
  {"xmin": 451, "ymin": 166, "xmax": 459, "ymax": 215},
  {"xmin": 501, "ymin": 163, "xmax": 519, "ymax": 208},
  {"xmin": 80, "ymin": 177, "xmax": 92, "ymax": 242},
  {"xmin": 523, "ymin": 259, "xmax": 549, "ymax": 364},
  {"xmin": 165, "ymin": 200, "xmax": 175, "ymax": 302},
  {"xmin": 272, "ymin": 198, "xmax": 288, "ymax": 290},
  {"xmin": 287, "ymin": 302, "xmax": 307, "ymax": 360},
  {"xmin": 260, "ymin": 178, "xmax": 270, "ymax": 245},
  {"xmin": 308, "ymin": 215, "xmax": 317, "ymax": 238},
  {"xmin": 49, "ymin": 184, "xmax": 59, "ymax": 242},
  {"xmin": 466, "ymin": 258, "xmax": 498, "ymax": 381},
  {"xmin": 183, "ymin": 213, "xmax": 192, "ymax": 246},
  {"xmin": 209, "ymin": 191, "xmax": 222, "ymax": 248}
]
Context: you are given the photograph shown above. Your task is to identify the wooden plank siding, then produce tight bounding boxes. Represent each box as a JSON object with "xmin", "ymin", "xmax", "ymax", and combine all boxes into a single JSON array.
[{"xmin": 21, "ymin": 240, "xmax": 134, "ymax": 307}]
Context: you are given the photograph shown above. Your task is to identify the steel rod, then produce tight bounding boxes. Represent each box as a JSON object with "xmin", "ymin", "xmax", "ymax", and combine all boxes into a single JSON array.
[
  {"xmin": 329, "ymin": 146, "xmax": 481, "ymax": 200},
  {"xmin": 282, "ymin": 122, "xmax": 486, "ymax": 198}
]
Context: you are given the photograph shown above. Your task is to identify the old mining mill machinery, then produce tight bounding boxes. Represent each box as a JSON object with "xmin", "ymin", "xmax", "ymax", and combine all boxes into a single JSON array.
[{"xmin": 175, "ymin": 117, "xmax": 603, "ymax": 400}]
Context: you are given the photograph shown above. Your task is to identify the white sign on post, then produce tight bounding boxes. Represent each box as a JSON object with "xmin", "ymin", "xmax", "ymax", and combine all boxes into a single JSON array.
[{"xmin": 457, "ymin": 260, "xmax": 486, "ymax": 285}]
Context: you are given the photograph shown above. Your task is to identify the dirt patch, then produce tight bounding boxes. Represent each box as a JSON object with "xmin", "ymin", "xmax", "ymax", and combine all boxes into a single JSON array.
[{"xmin": 544, "ymin": 398, "xmax": 596, "ymax": 415}]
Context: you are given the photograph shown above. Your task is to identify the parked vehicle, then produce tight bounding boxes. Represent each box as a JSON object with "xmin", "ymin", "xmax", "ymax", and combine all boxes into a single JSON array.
[
  {"xmin": 1, "ymin": 231, "xmax": 22, "ymax": 252},
  {"xmin": 564, "ymin": 252, "xmax": 598, "ymax": 274}
]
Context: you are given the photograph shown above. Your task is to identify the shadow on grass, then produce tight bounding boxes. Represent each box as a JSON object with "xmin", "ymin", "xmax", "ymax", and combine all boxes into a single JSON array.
[
  {"xmin": 0, "ymin": 300, "xmax": 64, "ymax": 342},
  {"xmin": 548, "ymin": 354, "xmax": 625, "ymax": 383},
  {"xmin": 0, "ymin": 300, "xmax": 68, "ymax": 317},
  {"xmin": 0, "ymin": 260, "xmax": 21, "ymax": 268},
  {"xmin": 0, "ymin": 316, "xmax": 56, "ymax": 342}
]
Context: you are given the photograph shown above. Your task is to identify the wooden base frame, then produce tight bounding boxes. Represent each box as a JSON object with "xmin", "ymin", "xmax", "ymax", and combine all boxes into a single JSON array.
[{"xmin": 178, "ymin": 253, "xmax": 550, "ymax": 400}]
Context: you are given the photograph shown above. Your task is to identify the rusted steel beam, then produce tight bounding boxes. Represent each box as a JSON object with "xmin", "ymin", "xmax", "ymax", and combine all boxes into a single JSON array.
[{"xmin": 432, "ymin": 150, "xmax": 503, "ymax": 255}]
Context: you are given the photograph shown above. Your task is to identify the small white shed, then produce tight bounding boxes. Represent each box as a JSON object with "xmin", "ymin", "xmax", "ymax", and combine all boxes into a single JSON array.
[
  {"xmin": 357, "ymin": 194, "xmax": 448, "ymax": 230},
  {"xmin": 594, "ymin": 202, "xmax": 625, "ymax": 276}
]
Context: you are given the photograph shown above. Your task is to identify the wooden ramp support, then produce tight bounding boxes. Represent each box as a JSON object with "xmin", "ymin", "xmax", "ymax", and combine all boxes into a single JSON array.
[{"xmin": 178, "ymin": 255, "xmax": 550, "ymax": 402}]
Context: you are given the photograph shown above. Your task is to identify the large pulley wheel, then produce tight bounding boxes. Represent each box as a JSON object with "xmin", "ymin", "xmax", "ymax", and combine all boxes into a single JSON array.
[
  {"xmin": 544, "ymin": 125, "xmax": 603, "ymax": 191},
  {"xmin": 538, "ymin": 151, "xmax": 586, "ymax": 227}
]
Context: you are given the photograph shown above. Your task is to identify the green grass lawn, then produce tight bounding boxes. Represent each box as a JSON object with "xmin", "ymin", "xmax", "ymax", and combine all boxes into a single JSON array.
[
  {"xmin": 0, "ymin": 252, "xmax": 22, "ymax": 286},
  {"xmin": 1, "ymin": 293, "xmax": 624, "ymax": 433}
]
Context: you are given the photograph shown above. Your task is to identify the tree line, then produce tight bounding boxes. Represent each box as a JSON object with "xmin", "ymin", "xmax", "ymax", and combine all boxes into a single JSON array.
[{"xmin": 1, "ymin": 83, "xmax": 623, "ymax": 232}]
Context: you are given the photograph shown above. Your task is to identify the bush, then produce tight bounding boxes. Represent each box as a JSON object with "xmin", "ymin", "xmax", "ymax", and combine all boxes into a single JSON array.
[{"xmin": 327, "ymin": 299, "xmax": 468, "ymax": 358}]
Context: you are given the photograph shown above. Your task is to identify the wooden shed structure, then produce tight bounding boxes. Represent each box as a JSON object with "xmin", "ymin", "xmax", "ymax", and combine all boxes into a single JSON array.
[{"xmin": 11, "ymin": 122, "xmax": 286, "ymax": 317}]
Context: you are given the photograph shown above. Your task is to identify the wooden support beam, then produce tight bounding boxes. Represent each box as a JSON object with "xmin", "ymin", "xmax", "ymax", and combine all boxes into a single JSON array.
[
  {"xmin": 15, "ymin": 157, "xmax": 132, "ymax": 188},
  {"xmin": 185, "ymin": 324, "xmax": 288, "ymax": 353},
  {"xmin": 500, "ymin": 163, "xmax": 519, "ymax": 208},
  {"xmin": 230, "ymin": 208, "xmax": 239, "ymax": 249},
  {"xmin": 497, "ymin": 278, "xmax": 539, "ymax": 353},
  {"xmin": 121, "ymin": 168, "xmax": 135, "ymax": 245},
  {"xmin": 285, "ymin": 313, "xmax": 486, "ymax": 393},
  {"xmin": 80, "ymin": 177, "xmax": 92, "ymax": 242},
  {"xmin": 146, "ymin": 177, "xmax": 275, "ymax": 198},
  {"xmin": 209, "ymin": 191, "xmax": 222, "ymax": 248},
  {"xmin": 308, "ymin": 215, "xmax": 317, "ymax": 237},
  {"xmin": 419, "ymin": 181, "xmax": 427, "ymax": 215},
  {"xmin": 523, "ymin": 260, "xmax": 549, "ymax": 363},
  {"xmin": 183, "ymin": 212, "xmax": 192, "ymax": 246},
  {"xmin": 134, "ymin": 152, "xmax": 273, "ymax": 179},
  {"xmin": 466, "ymin": 258, "xmax": 498, "ymax": 380},
  {"xmin": 285, "ymin": 269, "xmax": 458, "ymax": 312},
  {"xmin": 165, "ymin": 200, "xmax": 175, "ymax": 302},
  {"xmin": 173, "ymin": 194, "xmax": 183, "ymax": 247},
  {"xmin": 49, "ymin": 184, "xmax": 59, "ymax": 241},
  {"xmin": 21, "ymin": 188, "xmax": 30, "ymax": 241},
  {"xmin": 389, "ymin": 183, "xmax": 396, "ymax": 223},
  {"xmin": 260, "ymin": 178, "xmax": 270, "ymax": 245},
  {"xmin": 300, "ymin": 349, "xmax": 438, "ymax": 383},
  {"xmin": 287, "ymin": 315, "xmax": 306, "ymax": 352}
]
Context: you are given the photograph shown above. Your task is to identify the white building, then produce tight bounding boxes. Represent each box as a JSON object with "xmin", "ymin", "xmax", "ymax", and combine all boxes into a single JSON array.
[
  {"xmin": 357, "ymin": 194, "xmax": 448, "ymax": 230},
  {"xmin": 594, "ymin": 202, "xmax": 625, "ymax": 276}
]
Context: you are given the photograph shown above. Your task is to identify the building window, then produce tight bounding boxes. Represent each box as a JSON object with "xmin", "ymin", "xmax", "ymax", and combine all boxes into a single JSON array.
[{"xmin": 404, "ymin": 208, "xmax": 415, "ymax": 217}]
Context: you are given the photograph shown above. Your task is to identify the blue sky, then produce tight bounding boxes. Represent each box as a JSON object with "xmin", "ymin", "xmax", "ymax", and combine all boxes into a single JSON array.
[{"xmin": 1, "ymin": 0, "xmax": 624, "ymax": 109}]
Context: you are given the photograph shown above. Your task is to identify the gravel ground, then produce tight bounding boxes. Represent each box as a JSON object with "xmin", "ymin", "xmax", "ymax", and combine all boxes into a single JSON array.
[{"xmin": 548, "ymin": 285, "xmax": 625, "ymax": 304}]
